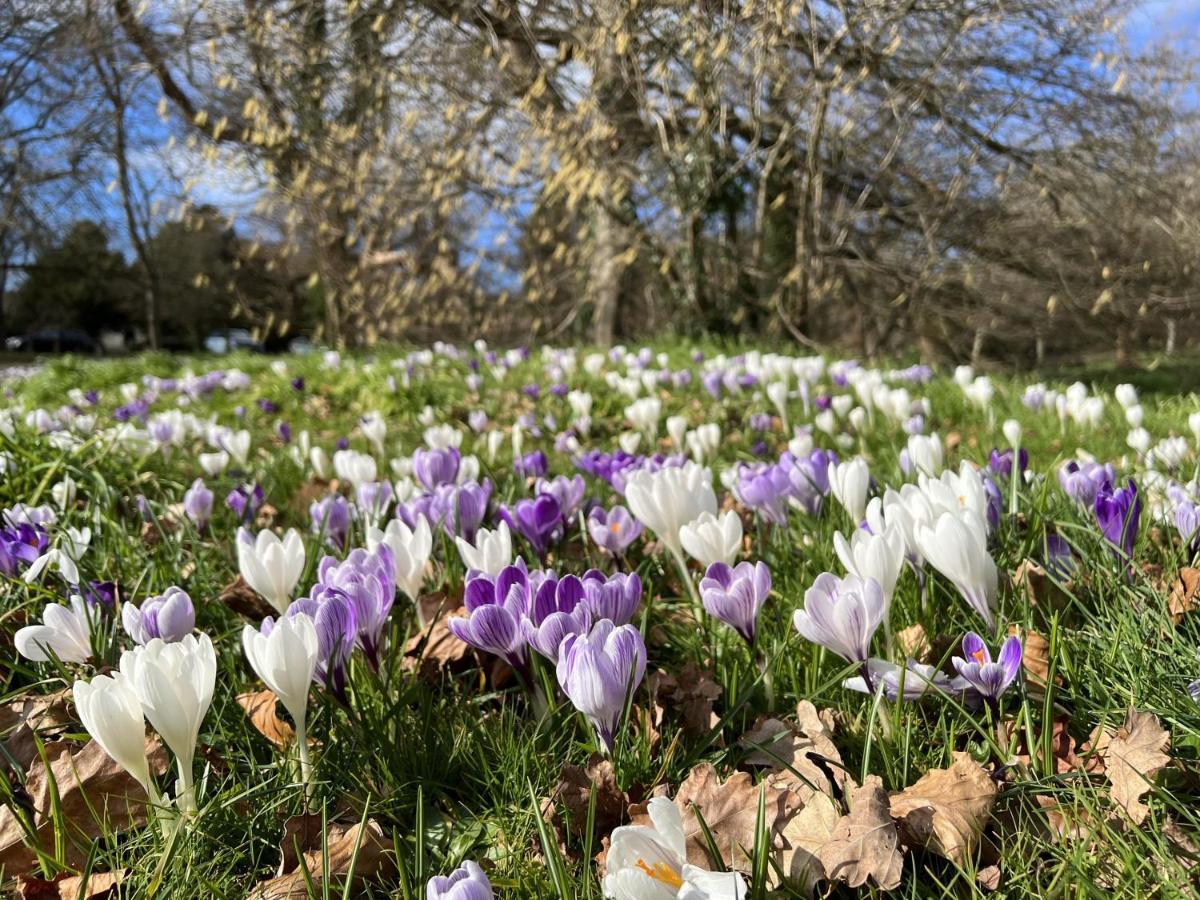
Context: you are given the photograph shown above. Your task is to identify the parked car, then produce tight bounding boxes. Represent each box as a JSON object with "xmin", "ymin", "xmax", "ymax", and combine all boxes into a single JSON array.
[
  {"xmin": 204, "ymin": 329, "xmax": 265, "ymax": 354},
  {"xmin": 5, "ymin": 329, "xmax": 100, "ymax": 354}
]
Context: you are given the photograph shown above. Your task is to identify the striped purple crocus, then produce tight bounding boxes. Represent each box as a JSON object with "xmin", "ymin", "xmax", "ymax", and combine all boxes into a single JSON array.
[
  {"xmin": 448, "ymin": 563, "xmax": 531, "ymax": 669},
  {"xmin": 556, "ymin": 620, "xmax": 646, "ymax": 755}
]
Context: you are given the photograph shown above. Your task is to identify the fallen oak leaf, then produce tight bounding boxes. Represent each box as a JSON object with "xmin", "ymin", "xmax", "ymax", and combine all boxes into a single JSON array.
[
  {"xmin": 888, "ymin": 752, "xmax": 997, "ymax": 864},
  {"xmin": 675, "ymin": 762, "xmax": 800, "ymax": 874},
  {"xmin": 0, "ymin": 737, "xmax": 168, "ymax": 874},
  {"xmin": 541, "ymin": 754, "xmax": 628, "ymax": 851},
  {"xmin": 740, "ymin": 701, "xmax": 850, "ymax": 803},
  {"xmin": 1167, "ymin": 568, "xmax": 1200, "ymax": 623},
  {"xmin": 816, "ymin": 775, "xmax": 903, "ymax": 891},
  {"xmin": 774, "ymin": 791, "xmax": 839, "ymax": 893},
  {"xmin": 237, "ymin": 690, "xmax": 295, "ymax": 750},
  {"xmin": 1093, "ymin": 709, "xmax": 1170, "ymax": 824},
  {"xmin": 0, "ymin": 689, "xmax": 75, "ymax": 771},
  {"xmin": 647, "ymin": 663, "xmax": 722, "ymax": 740},
  {"xmin": 219, "ymin": 575, "xmax": 278, "ymax": 620},
  {"xmin": 249, "ymin": 818, "xmax": 395, "ymax": 899},
  {"xmin": 17, "ymin": 870, "xmax": 125, "ymax": 899}
]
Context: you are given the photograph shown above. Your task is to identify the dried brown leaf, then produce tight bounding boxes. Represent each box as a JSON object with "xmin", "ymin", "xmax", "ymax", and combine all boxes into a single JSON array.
[
  {"xmin": 0, "ymin": 689, "xmax": 74, "ymax": 771},
  {"xmin": 1095, "ymin": 709, "xmax": 1170, "ymax": 824},
  {"xmin": 237, "ymin": 690, "xmax": 295, "ymax": 750},
  {"xmin": 775, "ymin": 791, "xmax": 839, "ymax": 892},
  {"xmin": 249, "ymin": 818, "xmax": 394, "ymax": 899},
  {"xmin": 815, "ymin": 775, "xmax": 903, "ymax": 890},
  {"xmin": 740, "ymin": 701, "xmax": 849, "ymax": 803},
  {"xmin": 0, "ymin": 737, "xmax": 168, "ymax": 874},
  {"xmin": 888, "ymin": 752, "xmax": 997, "ymax": 863},
  {"xmin": 402, "ymin": 602, "xmax": 471, "ymax": 681},
  {"xmin": 674, "ymin": 762, "xmax": 800, "ymax": 873},
  {"xmin": 1168, "ymin": 568, "xmax": 1200, "ymax": 623},
  {"xmin": 17, "ymin": 870, "xmax": 125, "ymax": 899},
  {"xmin": 541, "ymin": 754, "xmax": 628, "ymax": 846},
  {"xmin": 647, "ymin": 663, "xmax": 722, "ymax": 739},
  {"xmin": 219, "ymin": 574, "xmax": 278, "ymax": 620}
]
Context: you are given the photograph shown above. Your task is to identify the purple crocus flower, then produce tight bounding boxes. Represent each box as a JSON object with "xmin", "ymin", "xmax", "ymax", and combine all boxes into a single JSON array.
[
  {"xmin": 310, "ymin": 493, "xmax": 352, "ymax": 549},
  {"xmin": 82, "ymin": 579, "xmax": 117, "ymax": 609},
  {"xmin": 183, "ymin": 478, "xmax": 213, "ymax": 530},
  {"xmin": 277, "ymin": 421, "xmax": 292, "ymax": 444},
  {"xmin": 982, "ymin": 474, "xmax": 1003, "ymax": 531},
  {"xmin": 499, "ymin": 494, "xmax": 563, "ymax": 558},
  {"xmin": 426, "ymin": 861, "xmax": 493, "ymax": 900},
  {"xmin": 701, "ymin": 370, "xmax": 724, "ymax": 399},
  {"xmin": 700, "ymin": 561, "xmax": 771, "ymax": 645},
  {"xmin": 535, "ymin": 475, "xmax": 586, "ymax": 521},
  {"xmin": 579, "ymin": 570, "xmax": 642, "ymax": 625},
  {"xmin": 226, "ymin": 483, "xmax": 264, "ymax": 523},
  {"xmin": 122, "ymin": 586, "xmax": 195, "ymax": 644},
  {"xmin": 468, "ymin": 410, "xmax": 489, "ymax": 433},
  {"xmin": 1176, "ymin": 500, "xmax": 1200, "ymax": 558},
  {"xmin": 515, "ymin": 450, "xmax": 549, "ymax": 479},
  {"xmin": 449, "ymin": 563, "xmax": 531, "ymax": 668},
  {"xmin": 793, "ymin": 572, "xmax": 885, "ymax": 664},
  {"xmin": 286, "ymin": 593, "xmax": 358, "ymax": 701},
  {"xmin": 1094, "ymin": 478, "xmax": 1141, "ymax": 562},
  {"xmin": 951, "ymin": 632, "xmax": 1022, "ymax": 705},
  {"xmin": 431, "ymin": 480, "xmax": 491, "ymax": 542},
  {"xmin": 1044, "ymin": 534, "xmax": 1075, "ymax": 579},
  {"xmin": 312, "ymin": 544, "xmax": 396, "ymax": 669},
  {"xmin": 586, "ymin": 505, "xmax": 643, "ymax": 555},
  {"xmin": 356, "ymin": 480, "xmax": 395, "ymax": 524},
  {"xmin": 0, "ymin": 523, "xmax": 49, "ymax": 576},
  {"xmin": 1058, "ymin": 461, "xmax": 1116, "ymax": 506},
  {"xmin": 521, "ymin": 572, "xmax": 591, "ymax": 662},
  {"xmin": 738, "ymin": 462, "xmax": 793, "ymax": 525},
  {"xmin": 291, "ymin": 377, "xmax": 305, "ymax": 392},
  {"xmin": 413, "ymin": 447, "xmax": 461, "ymax": 490},
  {"xmin": 257, "ymin": 398, "xmax": 278, "ymax": 414},
  {"xmin": 556, "ymin": 620, "xmax": 646, "ymax": 754},
  {"xmin": 987, "ymin": 448, "xmax": 1029, "ymax": 479}
]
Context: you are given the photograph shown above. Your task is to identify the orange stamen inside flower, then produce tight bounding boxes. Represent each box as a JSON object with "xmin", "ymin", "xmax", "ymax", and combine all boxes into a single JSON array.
[
  {"xmin": 971, "ymin": 649, "xmax": 986, "ymax": 664},
  {"xmin": 611, "ymin": 522, "xmax": 622, "ymax": 533},
  {"xmin": 635, "ymin": 859, "xmax": 683, "ymax": 888}
]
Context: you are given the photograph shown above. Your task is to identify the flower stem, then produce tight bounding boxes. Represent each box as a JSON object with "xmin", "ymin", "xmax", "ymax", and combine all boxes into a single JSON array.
[{"xmin": 295, "ymin": 713, "xmax": 312, "ymax": 804}]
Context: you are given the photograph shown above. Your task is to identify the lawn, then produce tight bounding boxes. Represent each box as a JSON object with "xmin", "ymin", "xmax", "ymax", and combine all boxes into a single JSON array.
[{"xmin": 0, "ymin": 345, "xmax": 1197, "ymax": 899}]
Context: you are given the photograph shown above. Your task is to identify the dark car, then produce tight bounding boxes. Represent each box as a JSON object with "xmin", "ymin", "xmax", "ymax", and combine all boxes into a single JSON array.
[{"xmin": 5, "ymin": 329, "xmax": 100, "ymax": 354}]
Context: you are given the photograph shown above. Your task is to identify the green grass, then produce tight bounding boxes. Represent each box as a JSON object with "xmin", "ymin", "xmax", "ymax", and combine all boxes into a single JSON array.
[{"xmin": 0, "ymin": 345, "xmax": 1198, "ymax": 898}]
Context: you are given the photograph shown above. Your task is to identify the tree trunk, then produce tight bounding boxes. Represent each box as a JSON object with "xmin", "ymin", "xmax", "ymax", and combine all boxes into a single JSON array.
[{"xmin": 590, "ymin": 196, "xmax": 623, "ymax": 347}]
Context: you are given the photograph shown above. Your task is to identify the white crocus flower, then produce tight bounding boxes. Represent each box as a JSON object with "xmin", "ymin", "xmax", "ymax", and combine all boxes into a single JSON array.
[
  {"xmin": 686, "ymin": 424, "xmax": 721, "ymax": 465},
  {"xmin": 367, "ymin": 517, "xmax": 432, "ymax": 604},
  {"xmin": 360, "ymin": 411, "xmax": 387, "ymax": 456},
  {"xmin": 834, "ymin": 524, "xmax": 906, "ymax": 605},
  {"xmin": 333, "ymin": 449, "xmax": 377, "ymax": 486},
  {"xmin": 666, "ymin": 415, "xmax": 688, "ymax": 450},
  {"xmin": 604, "ymin": 796, "xmax": 747, "ymax": 899},
  {"xmin": 455, "ymin": 521, "xmax": 513, "ymax": 576},
  {"xmin": 618, "ymin": 431, "xmax": 643, "ymax": 455},
  {"xmin": 73, "ymin": 672, "xmax": 160, "ymax": 804},
  {"xmin": 15, "ymin": 594, "xmax": 94, "ymax": 663},
  {"xmin": 51, "ymin": 474, "xmax": 77, "ymax": 511},
  {"xmin": 829, "ymin": 457, "xmax": 870, "ymax": 523},
  {"xmin": 223, "ymin": 429, "xmax": 251, "ymax": 467},
  {"xmin": 1114, "ymin": 383, "xmax": 1138, "ymax": 409},
  {"xmin": 679, "ymin": 510, "xmax": 743, "ymax": 569},
  {"xmin": 199, "ymin": 451, "xmax": 230, "ymax": 477},
  {"xmin": 120, "ymin": 634, "xmax": 216, "ymax": 813},
  {"xmin": 242, "ymin": 613, "xmax": 320, "ymax": 788},
  {"xmin": 915, "ymin": 511, "xmax": 998, "ymax": 628},
  {"xmin": 24, "ymin": 526, "xmax": 91, "ymax": 585},
  {"xmin": 905, "ymin": 433, "xmax": 944, "ymax": 477},
  {"xmin": 626, "ymin": 397, "xmax": 662, "ymax": 443},
  {"xmin": 625, "ymin": 462, "xmax": 718, "ymax": 563},
  {"xmin": 423, "ymin": 423, "xmax": 462, "ymax": 449},
  {"xmin": 237, "ymin": 528, "xmax": 305, "ymax": 614}
]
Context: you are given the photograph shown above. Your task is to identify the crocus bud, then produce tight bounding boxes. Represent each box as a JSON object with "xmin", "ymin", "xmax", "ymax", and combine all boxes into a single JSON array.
[
  {"xmin": 237, "ymin": 527, "xmax": 306, "ymax": 614},
  {"xmin": 679, "ymin": 510, "xmax": 743, "ymax": 569},
  {"xmin": 122, "ymin": 587, "xmax": 195, "ymax": 644},
  {"xmin": 556, "ymin": 621, "xmax": 646, "ymax": 755},
  {"xmin": 700, "ymin": 561, "xmax": 770, "ymax": 645},
  {"xmin": 73, "ymin": 672, "xmax": 158, "ymax": 802},
  {"xmin": 183, "ymin": 478, "xmax": 213, "ymax": 530},
  {"xmin": 426, "ymin": 861, "xmax": 493, "ymax": 900},
  {"xmin": 1002, "ymin": 419, "xmax": 1021, "ymax": 447}
]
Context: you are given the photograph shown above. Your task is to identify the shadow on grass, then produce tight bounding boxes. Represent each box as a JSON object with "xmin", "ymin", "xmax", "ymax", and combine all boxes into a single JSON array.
[{"xmin": 1041, "ymin": 352, "xmax": 1200, "ymax": 397}]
